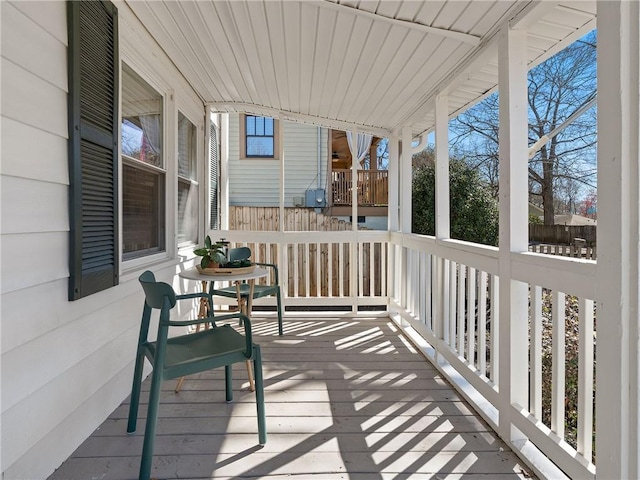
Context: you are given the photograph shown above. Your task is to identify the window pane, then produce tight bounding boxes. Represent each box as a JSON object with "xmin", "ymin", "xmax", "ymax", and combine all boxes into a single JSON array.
[
  {"xmin": 246, "ymin": 116, "xmax": 255, "ymax": 135},
  {"xmin": 178, "ymin": 112, "xmax": 196, "ymax": 180},
  {"xmin": 178, "ymin": 179, "xmax": 198, "ymax": 245},
  {"xmin": 245, "ymin": 115, "xmax": 276, "ymax": 157},
  {"xmin": 247, "ymin": 137, "xmax": 274, "ymax": 157},
  {"xmin": 178, "ymin": 112, "xmax": 198, "ymax": 245},
  {"xmin": 121, "ymin": 64, "xmax": 163, "ymax": 168},
  {"xmin": 122, "ymin": 164, "xmax": 165, "ymax": 257}
]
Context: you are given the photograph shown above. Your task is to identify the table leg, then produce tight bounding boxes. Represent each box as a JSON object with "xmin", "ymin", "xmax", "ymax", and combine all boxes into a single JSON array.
[{"xmin": 236, "ymin": 280, "xmax": 256, "ymax": 392}]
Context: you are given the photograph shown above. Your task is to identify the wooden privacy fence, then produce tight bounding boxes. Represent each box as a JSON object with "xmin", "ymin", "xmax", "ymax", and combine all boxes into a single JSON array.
[
  {"xmin": 529, "ymin": 224, "xmax": 596, "ymax": 245},
  {"xmin": 230, "ymin": 206, "xmax": 352, "ymax": 232},
  {"xmin": 228, "ymin": 207, "xmax": 387, "ymax": 299}
]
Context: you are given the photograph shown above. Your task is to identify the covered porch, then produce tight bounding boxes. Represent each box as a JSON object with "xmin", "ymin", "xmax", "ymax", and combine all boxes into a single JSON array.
[
  {"xmin": 3, "ymin": 1, "xmax": 640, "ymax": 479},
  {"xmin": 50, "ymin": 316, "xmax": 532, "ymax": 479}
]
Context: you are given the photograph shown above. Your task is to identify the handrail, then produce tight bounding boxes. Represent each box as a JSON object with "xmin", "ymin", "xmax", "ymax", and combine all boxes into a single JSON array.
[{"xmin": 331, "ymin": 169, "xmax": 388, "ymax": 206}]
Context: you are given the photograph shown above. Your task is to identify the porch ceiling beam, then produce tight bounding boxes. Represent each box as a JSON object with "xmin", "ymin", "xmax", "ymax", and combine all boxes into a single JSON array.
[
  {"xmin": 206, "ymin": 102, "xmax": 391, "ymax": 137},
  {"xmin": 312, "ymin": 0, "xmax": 481, "ymax": 46},
  {"xmin": 509, "ymin": 1, "xmax": 561, "ymax": 30}
]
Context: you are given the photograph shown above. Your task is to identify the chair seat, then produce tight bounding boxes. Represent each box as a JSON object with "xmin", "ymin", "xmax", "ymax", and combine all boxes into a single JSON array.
[
  {"xmin": 215, "ymin": 284, "xmax": 278, "ymax": 300},
  {"xmin": 146, "ymin": 325, "xmax": 247, "ymax": 378}
]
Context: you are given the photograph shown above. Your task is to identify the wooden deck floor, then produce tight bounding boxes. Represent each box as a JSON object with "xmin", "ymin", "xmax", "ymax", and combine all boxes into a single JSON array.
[{"xmin": 48, "ymin": 317, "xmax": 534, "ymax": 479}]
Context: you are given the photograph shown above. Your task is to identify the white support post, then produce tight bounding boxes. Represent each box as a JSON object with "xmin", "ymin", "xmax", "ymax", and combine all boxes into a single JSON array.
[
  {"xmin": 351, "ymin": 129, "xmax": 359, "ymax": 312},
  {"xmin": 388, "ymin": 135, "xmax": 399, "ymax": 233},
  {"xmin": 400, "ymin": 126, "xmax": 413, "ymax": 234},
  {"xmin": 279, "ymin": 117, "xmax": 285, "ymax": 234},
  {"xmin": 435, "ymin": 94, "xmax": 450, "ymax": 240},
  {"xmin": 551, "ymin": 291, "xmax": 566, "ymax": 438},
  {"xmin": 278, "ymin": 117, "xmax": 287, "ymax": 304},
  {"xmin": 434, "ymin": 95, "xmax": 449, "ymax": 359},
  {"xmin": 497, "ymin": 26, "xmax": 529, "ymax": 442},
  {"xmin": 400, "ymin": 127, "xmax": 412, "ymax": 312},
  {"xmin": 220, "ymin": 114, "xmax": 230, "ymax": 231},
  {"xmin": 388, "ymin": 134, "xmax": 400, "ymax": 304},
  {"xmin": 530, "ymin": 285, "xmax": 543, "ymax": 420},
  {"xmin": 596, "ymin": 2, "xmax": 640, "ymax": 478}
]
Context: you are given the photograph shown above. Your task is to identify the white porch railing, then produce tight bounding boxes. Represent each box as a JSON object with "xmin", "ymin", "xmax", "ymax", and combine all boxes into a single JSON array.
[{"xmin": 212, "ymin": 229, "xmax": 597, "ymax": 478}]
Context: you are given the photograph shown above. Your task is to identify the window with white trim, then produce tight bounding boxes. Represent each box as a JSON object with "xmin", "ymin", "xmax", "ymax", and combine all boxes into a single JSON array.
[
  {"xmin": 177, "ymin": 112, "xmax": 198, "ymax": 245},
  {"xmin": 121, "ymin": 63, "xmax": 165, "ymax": 259},
  {"xmin": 240, "ymin": 114, "xmax": 279, "ymax": 159}
]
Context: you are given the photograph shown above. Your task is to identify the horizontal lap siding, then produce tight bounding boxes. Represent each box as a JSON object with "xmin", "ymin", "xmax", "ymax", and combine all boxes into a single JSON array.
[
  {"xmin": 0, "ymin": 2, "xmax": 205, "ymax": 478},
  {"xmin": 229, "ymin": 114, "xmax": 328, "ymax": 207}
]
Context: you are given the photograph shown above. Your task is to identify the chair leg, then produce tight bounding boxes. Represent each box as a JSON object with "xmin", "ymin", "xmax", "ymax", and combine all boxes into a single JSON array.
[
  {"xmin": 246, "ymin": 359, "xmax": 255, "ymax": 392},
  {"xmin": 253, "ymin": 344, "xmax": 267, "ymax": 445},
  {"xmin": 225, "ymin": 364, "xmax": 233, "ymax": 402},
  {"xmin": 174, "ymin": 376, "xmax": 185, "ymax": 393},
  {"xmin": 276, "ymin": 288, "xmax": 284, "ymax": 336},
  {"xmin": 127, "ymin": 352, "xmax": 145, "ymax": 434},
  {"xmin": 139, "ymin": 368, "xmax": 163, "ymax": 480}
]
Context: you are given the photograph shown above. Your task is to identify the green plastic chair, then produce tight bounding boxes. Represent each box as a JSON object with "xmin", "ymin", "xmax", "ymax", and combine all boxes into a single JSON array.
[
  {"xmin": 127, "ymin": 270, "xmax": 266, "ymax": 480},
  {"xmin": 212, "ymin": 246, "xmax": 284, "ymax": 335}
]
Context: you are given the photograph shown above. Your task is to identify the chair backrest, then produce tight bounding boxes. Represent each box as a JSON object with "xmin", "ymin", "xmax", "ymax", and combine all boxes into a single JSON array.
[
  {"xmin": 139, "ymin": 271, "xmax": 177, "ymax": 310},
  {"xmin": 227, "ymin": 247, "xmax": 251, "ymax": 262}
]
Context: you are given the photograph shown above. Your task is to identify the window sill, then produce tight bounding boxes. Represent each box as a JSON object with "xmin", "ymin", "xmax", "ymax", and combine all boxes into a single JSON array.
[
  {"xmin": 120, "ymin": 252, "xmax": 174, "ymax": 283},
  {"xmin": 240, "ymin": 157, "xmax": 280, "ymax": 161}
]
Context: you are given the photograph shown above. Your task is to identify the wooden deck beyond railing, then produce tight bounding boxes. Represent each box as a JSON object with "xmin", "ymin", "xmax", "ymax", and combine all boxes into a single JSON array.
[
  {"xmin": 48, "ymin": 317, "xmax": 534, "ymax": 479},
  {"xmin": 331, "ymin": 169, "xmax": 388, "ymax": 206}
]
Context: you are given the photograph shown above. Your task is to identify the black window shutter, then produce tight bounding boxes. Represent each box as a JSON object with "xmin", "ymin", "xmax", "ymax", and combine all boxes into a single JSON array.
[
  {"xmin": 67, "ymin": 1, "xmax": 119, "ymax": 300},
  {"xmin": 210, "ymin": 123, "xmax": 219, "ymax": 230}
]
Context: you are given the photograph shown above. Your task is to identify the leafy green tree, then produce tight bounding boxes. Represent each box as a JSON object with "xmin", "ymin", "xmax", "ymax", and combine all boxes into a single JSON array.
[{"xmin": 412, "ymin": 156, "xmax": 499, "ymax": 246}]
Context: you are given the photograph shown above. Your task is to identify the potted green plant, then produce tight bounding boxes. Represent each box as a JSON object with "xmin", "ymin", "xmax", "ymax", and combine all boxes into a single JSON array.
[{"xmin": 194, "ymin": 235, "xmax": 227, "ymax": 269}]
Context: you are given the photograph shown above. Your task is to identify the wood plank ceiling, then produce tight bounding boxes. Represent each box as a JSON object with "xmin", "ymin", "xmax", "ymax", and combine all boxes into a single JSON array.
[{"xmin": 125, "ymin": 0, "xmax": 596, "ymax": 138}]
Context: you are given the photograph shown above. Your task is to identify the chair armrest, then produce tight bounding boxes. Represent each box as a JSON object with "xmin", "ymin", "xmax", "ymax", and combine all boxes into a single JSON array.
[
  {"xmin": 176, "ymin": 291, "xmax": 213, "ymax": 303},
  {"xmin": 166, "ymin": 291, "xmax": 215, "ymax": 327},
  {"xmin": 255, "ymin": 262, "xmax": 279, "ymax": 284}
]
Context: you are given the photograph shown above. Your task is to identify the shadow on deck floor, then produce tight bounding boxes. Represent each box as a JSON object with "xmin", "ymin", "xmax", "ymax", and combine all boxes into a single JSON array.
[{"xmin": 48, "ymin": 317, "xmax": 534, "ymax": 479}]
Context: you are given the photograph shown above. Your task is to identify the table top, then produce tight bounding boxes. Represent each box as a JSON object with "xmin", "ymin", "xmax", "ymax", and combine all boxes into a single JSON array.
[{"xmin": 178, "ymin": 266, "xmax": 269, "ymax": 283}]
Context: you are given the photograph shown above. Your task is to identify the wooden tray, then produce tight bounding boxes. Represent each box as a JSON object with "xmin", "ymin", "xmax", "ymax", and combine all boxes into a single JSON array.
[{"xmin": 196, "ymin": 264, "xmax": 256, "ymax": 275}]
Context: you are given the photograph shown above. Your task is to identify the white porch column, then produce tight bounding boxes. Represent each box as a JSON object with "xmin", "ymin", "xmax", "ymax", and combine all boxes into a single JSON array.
[
  {"xmin": 497, "ymin": 26, "xmax": 529, "ymax": 442},
  {"xmin": 351, "ymin": 129, "xmax": 359, "ymax": 233},
  {"xmin": 220, "ymin": 114, "xmax": 230, "ymax": 230},
  {"xmin": 435, "ymin": 94, "xmax": 450, "ymax": 241},
  {"xmin": 434, "ymin": 94, "xmax": 450, "ymax": 353},
  {"xmin": 400, "ymin": 127, "xmax": 413, "ymax": 311},
  {"xmin": 388, "ymin": 135, "xmax": 400, "ymax": 232},
  {"xmin": 278, "ymin": 117, "xmax": 285, "ymax": 233},
  {"xmin": 400, "ymin": 126, "xmax": 413, "ymax": 234},
  {"xmin": 351, "ymin": 129, "xmax": 359, "ymax": 312},
  {"xmin": 277, "ymin": 117, "xmax": 287, "ymax": 304},
  {"xmin": 596, "ymin": 2, "xmax": 640, "ymax": 477},
  {"xmin": 388, "ymin": 134, "xmax": 400, "ymax": 303}
]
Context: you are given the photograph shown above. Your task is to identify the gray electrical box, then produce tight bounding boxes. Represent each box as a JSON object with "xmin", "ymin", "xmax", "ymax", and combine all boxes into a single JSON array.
[{"xmin": 305, "ymin": 188, "xmax": 326, "ymax": 208}]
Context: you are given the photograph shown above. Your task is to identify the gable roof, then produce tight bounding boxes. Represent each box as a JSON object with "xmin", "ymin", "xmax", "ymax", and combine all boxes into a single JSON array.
[{"xmin": 126, "ymin": 0, "xmax": 596, "ymax": 138}]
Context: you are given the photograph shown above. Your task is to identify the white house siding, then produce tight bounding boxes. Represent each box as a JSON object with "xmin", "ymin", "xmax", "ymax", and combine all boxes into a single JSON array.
[
  {"xmin": 0, "ymin": 2, "xmax": 206, "ymax": 478},
  {"xmin": 228, "ymin": 114, "xmax": 329, "ymax": 207}
]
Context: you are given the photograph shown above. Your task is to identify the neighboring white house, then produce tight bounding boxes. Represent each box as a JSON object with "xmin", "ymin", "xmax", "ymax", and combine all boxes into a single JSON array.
[{"xmin": 227, "ymin": 113, "xmax": 329, "ymax": 209}]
